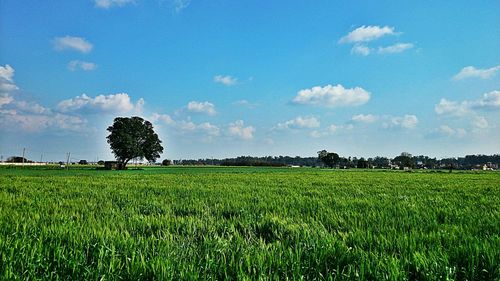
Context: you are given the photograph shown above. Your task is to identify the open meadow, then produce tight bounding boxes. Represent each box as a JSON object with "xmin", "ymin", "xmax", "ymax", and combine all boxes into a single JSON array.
[{"xmin": 0, "ymin": 166, "xmax": 498, "ymax": 280}]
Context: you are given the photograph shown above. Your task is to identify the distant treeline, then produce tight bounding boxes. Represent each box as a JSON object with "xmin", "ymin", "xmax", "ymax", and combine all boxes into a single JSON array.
[
  {"xmin": 5, "ymin": 153, "xmax": 499, "ymax": 170},
  {"xmin": 172, "ymin": 154, "xmax": 500, "ymax": 170},
  {"xmin": 174, "ymin": 156, "xmax": 319, "ymax": 167}
]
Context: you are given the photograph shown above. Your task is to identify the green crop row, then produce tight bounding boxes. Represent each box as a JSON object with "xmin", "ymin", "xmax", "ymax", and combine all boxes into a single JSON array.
[{"xmin": 0, "ymin": 167, "xmax": 498, "ymax": 280}]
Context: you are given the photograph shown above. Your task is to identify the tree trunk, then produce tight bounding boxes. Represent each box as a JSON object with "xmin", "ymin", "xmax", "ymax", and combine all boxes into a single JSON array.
[{"xmin": 118, "ymin": 159, "xmax": 130, "ymax": 170}]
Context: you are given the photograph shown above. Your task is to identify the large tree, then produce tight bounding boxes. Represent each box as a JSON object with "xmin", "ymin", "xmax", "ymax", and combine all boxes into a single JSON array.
[
  {"xmin": 317, "ymin": 150, "xmax": 340, "ymax": 168},
  {"xmin": 393, "ymin": 152, "xmax": 414, "ymax": 168},
  {"xmin": 107, "ymin": 116, "xmax": 163, "ymax": 168}
]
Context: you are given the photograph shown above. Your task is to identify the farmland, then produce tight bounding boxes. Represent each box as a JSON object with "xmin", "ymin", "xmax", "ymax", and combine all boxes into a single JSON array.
[{"xmin": 0, "ymin": 166, "xmax": 498, "ymax": 280}]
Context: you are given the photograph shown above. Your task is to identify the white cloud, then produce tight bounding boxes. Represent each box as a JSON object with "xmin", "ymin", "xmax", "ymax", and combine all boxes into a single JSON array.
[
  {"xmin": 471, "ymin": 116, "xmax": 489, "ymax": 130},
  {"xmin": 276, "ymin": 116, "xmax": 320, "ymax": 130},
  {"xmin": 0, "ymin": 64, "xmax": 18, "ymax": 109},
  {"xmin": 378, "ymin": 43, "xmax": 414, "ymax": 54},
  {"xmin": 0, "ymin": 109, "xmax": 87, "ymax": 133},
  {"xmin": 227, "ymin": 120, "xmax": 255, "ymax": 140},
  {"xmin": 309, "ymin": 130, "xmax": 323, "ymax": 138},
  {"xmin": 435, "ymin": 91, "xmax": 500, "ymax": 116},
  {"xmin": 453, "ymin": 65, "xmax": 500, "ymax": 80},
  {"xmin": 351, "ymin": 43, "xmax": 413, "ymax": 56},
  {"xmin": 351, "ymin": 44, "xmax": 371, "ymax": 56},
  {"xmin": 0, "ymin": 94, "xmax": 13, "ymax": 108},
  {"xmin": 0, "ymin": 64, "xmax": 18, "ymax": 93},
  {"xmin": 473, "ymin": 90, "xmax": 500, "ymax": 109},
  {"xmin": 13, "ymin": 101, "xmax": 51, "ymax": 114},
  {"xmin": 339, "ymin": 25, "xmax": 396, "ymax": 44},
  {"xmin": 195, "ymin": 122, "xmax": 220, "ymax": 136},
  {"xmin": 434, "ymin": 98, "xmax": 469, "ymax": 116},
  {"xmin": 383, "ymin": 115, "xmax": 418, "ymax": 129},
  {"xmin": 151, "ymin": 113, "xmax": 220, "ymax": 139},
  {"xmin": 57, "ymin": 93, "xmax": 142, "ymax": 113},
  {"xmin": 429, "ymin": 125, "xmax": 467, "ymax": 138},
  {"xmin": 151, "ymin": 113, "xmax": 175, "ymax": 125},
  {"xmin": 94, "ymin": 0, "xmax": 135, "ymax": 9},
  {"xmin": 68, "ymin": 60, "xmax": 97, "ymax": 71},
  {"xmin": 233, "ymin": 100, "xmax": 258, "ymax": 109},
  {"xmin": 172, "ymin": 0, "xmax": 190, "ymax": 12},
  {"xmin": 0, "ymin": 97, "xmax": 87, "ymax": 133},
  {"xmin": 214, "ymin": 75, "xmax": 237, "ymax": 86},
  {"xmin": 352, "ymin": 114, "xmax": 378, "ymax": 123},
  {"xmin": 292, "ymin": 84, "xmax": 370, "ymax": 107},
  {"xmin": 187, "ymin": 101, "xmax": 217, "ymax": 116},
  {"xmin": 53, "ymin": 36, "xmax": 93, "ymax": 53},
  {"xmin": 177, "ymin": 120, "xmax": 220, "ymax": 136},
  {"xmin": 310, "ymin": 124, "xmax": 339, "ymax": 138},
  {"xmin": 0, "ymin": 65, "xmax": 89, "ymax": 133}
]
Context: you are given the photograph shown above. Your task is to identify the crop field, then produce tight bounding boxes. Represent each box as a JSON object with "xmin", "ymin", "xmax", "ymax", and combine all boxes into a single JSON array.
[{"xmin": 0, "ymin": 166, "xmax": 498, "ymax": 280}]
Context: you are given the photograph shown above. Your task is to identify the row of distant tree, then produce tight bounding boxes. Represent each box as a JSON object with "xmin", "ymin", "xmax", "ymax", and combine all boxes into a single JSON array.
[
  {"xmin": 173, "ymin": 156, "xmax": 319, "ymax": 167},
  {"xmin": 4, "ymin": 152, "xmax": 499, "ymax": 170},
  {"xmin": 168, "ymin": 152, "xmax": 500, "ymax": 170}
]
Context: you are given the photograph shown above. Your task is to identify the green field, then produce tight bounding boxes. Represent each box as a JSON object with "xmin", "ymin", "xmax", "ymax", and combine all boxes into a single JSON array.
[{"xmin": 0, "ymin": 166, "xmax": 498, "ymax": 280}]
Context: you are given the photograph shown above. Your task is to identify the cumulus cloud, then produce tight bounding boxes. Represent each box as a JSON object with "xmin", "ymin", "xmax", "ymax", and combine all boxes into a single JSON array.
[
  {"xmin": 0, "ymin": 64, "xmax": 18, "ymax": 108},
  {"xmin": 153, "ymin": 114, "xmax": 255, "ymax": 141},
  {"xmin": 0, "ymin": 64, "xmax": 90, "ymax": 133},
  {"xmin": 57, "ymin": 93, "xmax": 142, "ymax": 113},
  {"xmin": 0, "ymin": 65, "xmax": 18, "ymax": 93},
  {"xmin": 352, "ymin": 114, "xmax": 378, "ymax": 123},
  {"xmin": 151, "ymin": 113, "xmax": 175, "ymax": 125},
  {"xmin": 53, "ymin": 36, "xmax": 93, "ymax": 53},
  {"xmin": 227, "ymin": 120, "xmax": 255, "ymax": 140},
  {"xmin": 471, "ymin": 116, "xmax": 489, "ymax": 130},
  {"xmin": 310, "ymin": 124, "xmax": 340, "ymax": 138},
  {"xmin": 151, "ymin": 113, "xmax": 220, "ymax": 139},
  {"xmin": 13, "ymin": 101, "xmax": 51, "ymax": 114},
  {"xmin": 435, "ymin": 91, "xmax": 500, "ymax": 116},
  {"xmin": 178, "ymin": 120, "xmax": 220, "ymax": 136},
  {"xmin": 94, "ymin": 0, "xmax": 135, "ymax": 9},
  {"xmin": 292, "ymin": 84, "xmax": 370, "ymax": 107},
  {"xmin": 382, "ymin": 115, "xmax": 418, "ymax": 129},
  {"xmin": 473, "ymin": 90, "xmax": 500, "ymax": 109},
  {"xmin": 0, "ymin": 110, "xmax": 87, "ymax": 133},
  {"xmin": 429, "ymin": 125, "xmax": 467, "ymax": 138},
  {"xmin": 214, "ymin": 75, "xmax": 237, "ymax": 86},
  {"xmin": 351, "ymin": 44, "xmax": 371, "ymax": 56},
  {"xmin": 339, "ymin": 25, "xmax": 396, "ymax": 44},
  {"xmin": 68, "ymin": 60, "xmax": 97, "ymax": 71},
  {"xmin": 378, "ymin": 43, "xmax": 414, "ymax": 54},
  {"xmin": 453, "ymin": 65, "xmax": 500, "ymax": 80},
  {"xmin": 187, "ymin": 101, "xmax": 216, "ymax": 116},
  {"xmin": 0, "ymin": 98, "xmax": 86, "ymax": 133},
  {"xmin": 434, "ymin": 98, "xmax": 469, "ymax": 116},
  {"xmin": 0, "ymin": 94, "xmax": 13, "ymax": 108},
  {"xmin": 276, "ymin": 116, "xmax": 320, "ymax": 130},
  {"xmin": 351, "ymin": 43, "xmax": 413, "ymax": 56}
]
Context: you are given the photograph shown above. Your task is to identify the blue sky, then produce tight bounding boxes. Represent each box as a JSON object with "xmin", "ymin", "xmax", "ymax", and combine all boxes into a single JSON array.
[{"xmin": 1, "ymin": 0, "xmax": 499, "ymax": 162}]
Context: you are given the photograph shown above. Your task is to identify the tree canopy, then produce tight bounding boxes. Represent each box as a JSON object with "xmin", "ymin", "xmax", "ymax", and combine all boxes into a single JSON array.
[
  {"xmin": 317, "ymin": 150, "xmax": 340, "ymax": 168},
  {"xmin": 107, "ymin": 116, "xmax": 163, "ymax": 168}
]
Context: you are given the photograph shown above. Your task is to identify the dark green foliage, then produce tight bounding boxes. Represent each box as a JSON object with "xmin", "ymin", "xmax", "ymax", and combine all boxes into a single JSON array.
[
  {"xmin": 106, "ymin": 116, "xmax": 163, "ymax": 168},
  {"xmin": 5, "ymin": 156, "xmax": 32, "ymax": 163},
  {"xmin": 318, "ymin": 150, "xmax": 340, "ymax": 168},
  {"xmin": 393, "ymin": 152, "xmax": 415, "ymax": 168},
  {"xmin": 0, "ymin": 167, "xmax": 499, "ymax": 280}
]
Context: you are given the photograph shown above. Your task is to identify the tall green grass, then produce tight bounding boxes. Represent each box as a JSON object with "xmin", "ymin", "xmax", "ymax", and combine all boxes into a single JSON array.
[{"xmin": 0, "ymin": 167, "xmax": 498, "ymax": 280}]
